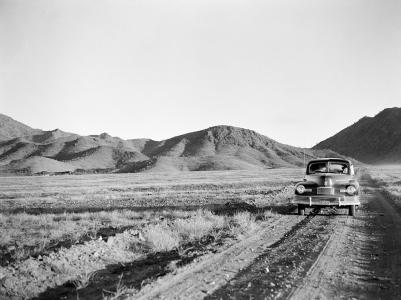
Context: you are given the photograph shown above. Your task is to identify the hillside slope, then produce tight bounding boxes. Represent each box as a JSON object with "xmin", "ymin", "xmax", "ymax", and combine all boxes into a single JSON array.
[
  {"xmin": 0, "ymin": 129, "xmax": 149, "ymax": 174},
  {"xmin": 0, "ymin": 156, "xmax": 77, "ymax": 175},
  {"xmin": 314, "ymin": 107, "xmax": 401, "ymax": 164},
  {"xmin": 0, "ymin": 114, "xmax": 42, "ymax": 141},
  {"xmin": 137, "ymin": 125, "xmax": 343, "ymax": 172}
]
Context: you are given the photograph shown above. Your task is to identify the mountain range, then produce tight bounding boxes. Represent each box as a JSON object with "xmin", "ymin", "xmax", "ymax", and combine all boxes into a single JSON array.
[
  {"xmin": 2, "ymin": 107, "xmax": 399, "ymax": 175},
  {"xmin": 0, "ymin": 113, "xmax": 343, "ymax": 175}
]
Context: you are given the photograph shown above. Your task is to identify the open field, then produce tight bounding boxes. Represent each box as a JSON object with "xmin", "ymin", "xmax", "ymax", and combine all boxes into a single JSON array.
[
  {"xmin": 2, "ymin": 167, "xmax": 401, "ymax": 300},
  {"xmin": 0, "ymin": 169, "xmax": 302, "ymax": 213},
  {"xmin": 0, "ymin": 169, "xmax": 300, "ymax": 299}
]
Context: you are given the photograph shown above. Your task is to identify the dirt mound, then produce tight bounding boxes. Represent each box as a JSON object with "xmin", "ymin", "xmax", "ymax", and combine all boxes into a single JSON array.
[{"xmin": 314, "ymin": 107, "xmax": 401, "ymax": 164}]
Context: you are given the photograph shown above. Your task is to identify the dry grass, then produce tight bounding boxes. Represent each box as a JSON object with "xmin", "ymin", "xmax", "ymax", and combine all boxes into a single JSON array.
[
  {"xmin": 73, "ymin": 270, "xmax": 98, "ymax": 290},
  {"xmin": 143, "ymin": 209, "xmax": 263, "ymax": 252},
  {"xmin": 144, "ymin": 210, "xmax": 227, "ymax": 252},
  {"xmin": 102, "ymin": 275, "xmax": 131, "ymax": 300},
  {"xmin": 0, "ymin": 209, "xmax": 203, "ymax": 262},
  {"xmin": 1, "ymin": 207, "xmax": 264, "ymax": 299},
  {"xmin": 173, "ymin": 211, "xmax": 225, "ymax": 240},
  {"xmin": 0, "ymin": 169, "xmax": 302, "ymax": 213},
  {"xmin": 0, "ymin": 169, "xmax": 300, "ymax": 261},
  {"xmin": 0, "ymin": 211, "xmax": 128, "ymax": 257},
  {"xmin": 233, "ymin": 211, "xmax": 258, "ymax": 233},
  {"xmin": 0, "ymin": 169, "xmax": 300, "ymax": 299},
  {"xmin": 144, "ymin": 223, "xmax": 181, "ymax": 252}
]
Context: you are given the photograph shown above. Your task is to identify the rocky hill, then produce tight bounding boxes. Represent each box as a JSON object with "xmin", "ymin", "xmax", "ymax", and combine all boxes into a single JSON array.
[
  {"xmin": 0, "ymin": 114, "xmax": 42, "ymax": 141},
  {"xmin": 0, "ymin": 114, "xmax": 347, "ymax": 175},
  {"xmin": 314, "ymin": 107, "xmax": 401, "ymax": 164}
]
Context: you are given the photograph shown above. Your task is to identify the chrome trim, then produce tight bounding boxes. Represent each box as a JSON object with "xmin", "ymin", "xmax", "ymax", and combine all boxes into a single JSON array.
[
  {"xmin": 317, "ymin": 187, "xmax": 334, "ymax": 195},
  {"xmin": 293, "ymin": 195, "xmax": 360, "ymax": 207}
]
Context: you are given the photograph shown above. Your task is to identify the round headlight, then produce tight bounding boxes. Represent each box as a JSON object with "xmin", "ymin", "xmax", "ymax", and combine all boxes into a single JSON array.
[
  {"xmin": 296, "ymin": 185, "xmax": 306, "ymax": 194},
  {"xmin": 346, "ymin": 185, "xmax": 356, "ymax": 195}
]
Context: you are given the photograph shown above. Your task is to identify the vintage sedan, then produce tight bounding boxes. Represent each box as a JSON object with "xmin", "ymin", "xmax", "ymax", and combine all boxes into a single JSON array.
[{"xmin": 293, "ymin": 158, "xmax": 360, "ymax": 216}]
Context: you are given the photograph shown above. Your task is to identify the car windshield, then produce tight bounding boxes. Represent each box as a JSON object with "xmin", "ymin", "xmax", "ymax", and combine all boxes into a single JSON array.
[{"xmin": 308, "ymin": 161, "xmax": 350, "ymax": 174}]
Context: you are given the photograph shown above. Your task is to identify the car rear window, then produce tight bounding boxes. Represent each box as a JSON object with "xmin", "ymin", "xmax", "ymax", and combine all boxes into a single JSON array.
[{"xmin": 308, "ymin": 161, "xmax": 350, "ymax": 174}]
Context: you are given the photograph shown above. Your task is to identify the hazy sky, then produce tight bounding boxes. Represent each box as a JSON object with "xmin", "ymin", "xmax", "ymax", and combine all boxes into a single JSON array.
[{"xmin": 1, "ymin": 0, "xmax": 400, "ymax": 147}]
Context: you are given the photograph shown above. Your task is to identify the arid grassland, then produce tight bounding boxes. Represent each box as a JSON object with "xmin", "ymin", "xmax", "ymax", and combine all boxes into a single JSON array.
[
  {"xmin": 0, "ymin": 169, "xmax": 302, "ymax": 213},
  {"xmin": 0, "ymin": 169, "xmax": 301, "ymax": 299}
]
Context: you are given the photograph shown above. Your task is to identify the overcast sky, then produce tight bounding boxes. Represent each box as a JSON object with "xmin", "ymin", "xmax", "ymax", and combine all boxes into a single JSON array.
[{"xmin": 1, "ymin": 0, "xmax": 400, "ymax": 147}]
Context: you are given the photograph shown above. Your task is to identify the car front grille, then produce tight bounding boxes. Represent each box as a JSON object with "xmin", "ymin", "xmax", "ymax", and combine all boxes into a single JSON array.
[{"xmin": 317, "ymin": 187, "xmax": 334, "ymax": 195}]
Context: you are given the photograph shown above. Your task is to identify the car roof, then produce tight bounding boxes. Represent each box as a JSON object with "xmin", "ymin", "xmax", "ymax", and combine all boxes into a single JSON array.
[{"xmin": 308, "ymin": 158, "xmax": 352, "ymax": 165}]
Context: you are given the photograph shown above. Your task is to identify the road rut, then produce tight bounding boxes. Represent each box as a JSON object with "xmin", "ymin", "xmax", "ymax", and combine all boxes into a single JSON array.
[
  {"xmin": 288, "ymin": 176, "xmax": 401, "ymax": 299},
  {"xmin": 136, "ymin": 214, "xmax": 305, "ymax": 300}
]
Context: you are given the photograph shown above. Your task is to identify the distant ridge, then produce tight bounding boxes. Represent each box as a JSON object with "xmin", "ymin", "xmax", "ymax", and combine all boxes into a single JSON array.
[
  {"xmin": 0, "ymin": 114, "xmax": 42, "ymax": 141},
  {"xmin": 0, "ymin": 114, "xmax": 350, "ymax": 175},
  {"xmin": 314, "ymin": 107, "xmax": 401, "ymax": 164}
]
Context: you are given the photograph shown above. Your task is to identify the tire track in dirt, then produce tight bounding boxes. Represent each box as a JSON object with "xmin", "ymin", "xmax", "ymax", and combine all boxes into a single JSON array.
[
  {"xmin": 206, "ymin": 210, "xmax": 343, "ymax": 300},
  {"xmin": 135, "ymin": 214, "xmax": 308, "ymax": 300},
  {"xmin": 288, "ymin": 175, "xmax": 401, "ymax": 299}
]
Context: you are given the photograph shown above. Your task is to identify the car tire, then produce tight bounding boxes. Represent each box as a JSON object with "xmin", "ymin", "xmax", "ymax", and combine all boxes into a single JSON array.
[
  {"xmin": 349, "ymin": 205, "xmax": 356, "ymax": 216},
  {"xmin": 298, "ymin": 205, "xmax": 305, "ymax": 215}
]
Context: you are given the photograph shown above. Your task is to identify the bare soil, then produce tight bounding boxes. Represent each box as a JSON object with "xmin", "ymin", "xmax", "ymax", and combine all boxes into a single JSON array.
[
  {"xmin": 0, "ymin": 225, "xmax": 138, "ymax": 267},
  {"xmin": 135, "ymin": 214, "xmax": 306, "ymax": 300},
  {"xmin": 35, "ymin": 233, "xmax": 231, "ymax": 300}
]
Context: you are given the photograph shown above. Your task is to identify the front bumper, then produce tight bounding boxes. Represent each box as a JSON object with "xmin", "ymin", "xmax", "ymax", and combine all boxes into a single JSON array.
[{"xmin": 293, "ymin": 195, "xmax": 360, "ymax": 207}]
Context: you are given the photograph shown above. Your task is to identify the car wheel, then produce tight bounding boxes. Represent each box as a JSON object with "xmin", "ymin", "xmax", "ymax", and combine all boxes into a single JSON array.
[
  {"xmin": 298, "ymin": 205, "xmax": 305, "ymax": 215},
  {"xmin": 348, "ymin": 205, "xmax": 356, "ymax": 216}
]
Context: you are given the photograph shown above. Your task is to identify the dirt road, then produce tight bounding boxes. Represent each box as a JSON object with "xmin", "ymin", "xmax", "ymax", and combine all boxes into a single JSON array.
[
  {"xmin": 138, "ymin": 174, "xmax": 401, "ymax": 299},
  {"xmin": 288, "ymin": 176, "xmax": 401, "ymax": 299}
]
